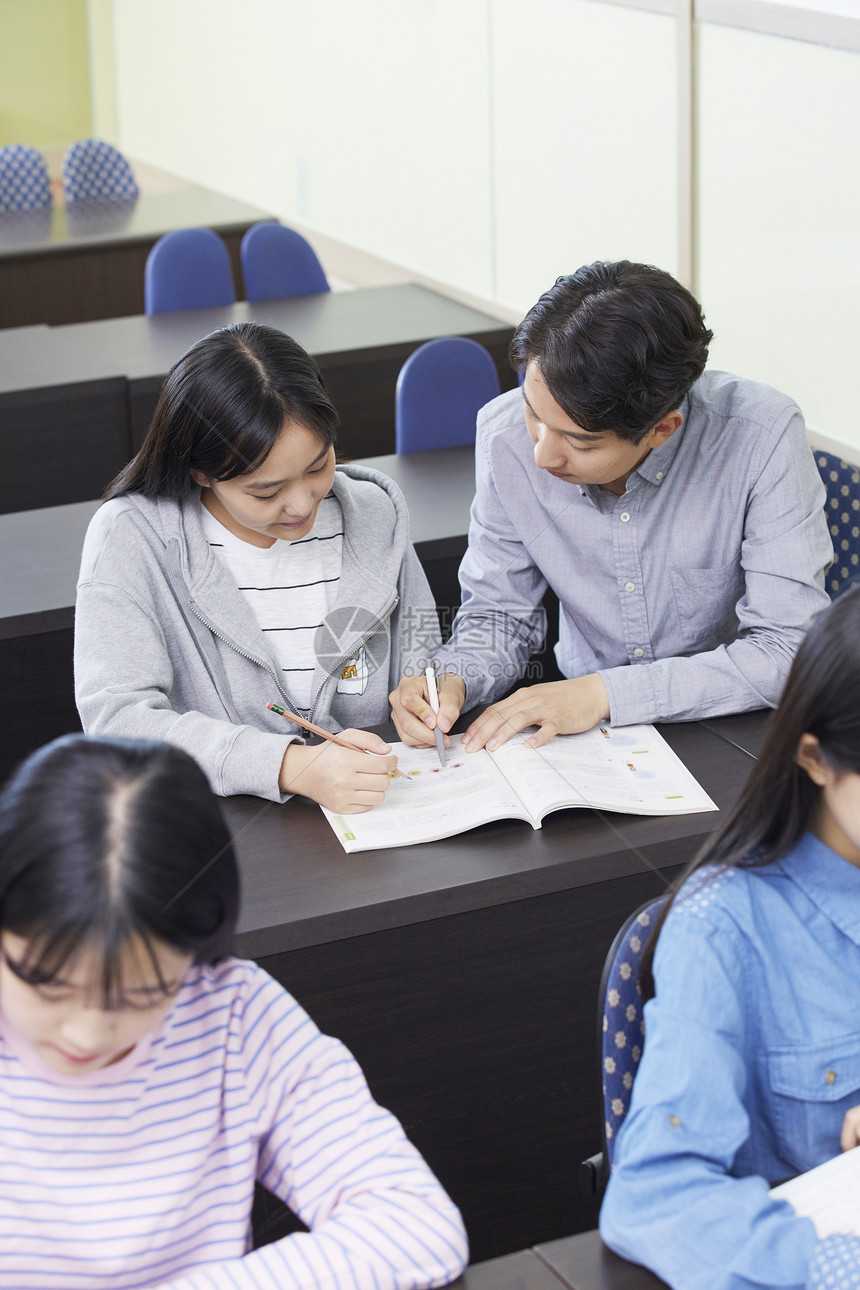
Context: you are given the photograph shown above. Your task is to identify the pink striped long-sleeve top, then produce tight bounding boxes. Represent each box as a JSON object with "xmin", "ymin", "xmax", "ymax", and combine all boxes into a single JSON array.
[{"xmin": 0, "ymin": 958, "xmax": 468, "ymax": 1289}]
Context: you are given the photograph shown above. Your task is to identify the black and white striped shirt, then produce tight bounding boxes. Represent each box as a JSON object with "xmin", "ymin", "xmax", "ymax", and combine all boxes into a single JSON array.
[{"xmin": 200, "ymin": 496, "xmax": 344, "ymax": 710}]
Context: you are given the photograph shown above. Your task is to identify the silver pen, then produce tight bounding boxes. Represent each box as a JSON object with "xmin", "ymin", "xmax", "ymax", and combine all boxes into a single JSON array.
[{"xmin": 425, "ymin": 665, "xmax": 446, "ymax": 768}]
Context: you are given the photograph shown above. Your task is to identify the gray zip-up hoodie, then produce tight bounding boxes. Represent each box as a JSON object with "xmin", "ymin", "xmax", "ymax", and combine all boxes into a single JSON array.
[{"xmin": 74, "ymin": 464, "xmax": 441, "ymax": 802}]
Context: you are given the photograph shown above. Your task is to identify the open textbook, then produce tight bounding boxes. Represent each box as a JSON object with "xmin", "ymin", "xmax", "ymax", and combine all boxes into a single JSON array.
[
  {"xmin": 772, "ymin": 1148, "xmax": 860, "ymax": 1237},
  {"xmin": 321, "ymin": 723, "xmax": 718, "ymax": 853}
]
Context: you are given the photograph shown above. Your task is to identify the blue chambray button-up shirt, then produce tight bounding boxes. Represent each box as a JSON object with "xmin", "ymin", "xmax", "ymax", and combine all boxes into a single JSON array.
[
  {"xmin": 600, "ymin": 834, "xmax": 860, "ymax": 1290},
  {"xmin": 436, "ymin": 371, "xmax": 832, "ymax": 723}
]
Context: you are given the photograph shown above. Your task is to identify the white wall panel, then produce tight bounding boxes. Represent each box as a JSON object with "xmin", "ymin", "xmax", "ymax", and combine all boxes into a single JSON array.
[
  {"xmin": 491, "ymin": 0, "xmax": 679, "ymax": 315},
  {"xmin": 113, "ymin": 0, "xmax": 494, "ymax": 297},
  {"xmin": 697, "ymin": 23, "xmax": 860, "ymax": 450}
]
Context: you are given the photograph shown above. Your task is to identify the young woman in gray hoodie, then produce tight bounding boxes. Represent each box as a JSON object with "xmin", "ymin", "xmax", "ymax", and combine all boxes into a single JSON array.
[{"xmin": 74, "ymin": 323, "xmax": 441, "ymax": 810}]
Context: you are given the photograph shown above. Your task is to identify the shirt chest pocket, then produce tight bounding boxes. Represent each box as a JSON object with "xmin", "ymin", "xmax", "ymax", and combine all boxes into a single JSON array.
[
  {"xmin": 671, "ymin": 561, "xmax": 744, "ymax": 653},
  {"xmin": 768, "ymin": 1033, "xmax": 860, "ymax": 1175}
]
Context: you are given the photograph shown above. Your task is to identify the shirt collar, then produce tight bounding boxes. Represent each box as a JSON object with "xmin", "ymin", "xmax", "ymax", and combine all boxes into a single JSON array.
[
  {"xmin": 777, "ymin": 831, "xmax": 860, "ymax": 947},
  {"xmin": 634, "ymin": 390, "xmax": 690, "ymax": 486}
]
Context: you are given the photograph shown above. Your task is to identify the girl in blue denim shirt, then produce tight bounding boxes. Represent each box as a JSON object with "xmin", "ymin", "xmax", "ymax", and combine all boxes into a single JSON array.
[{"xmin": 601, "ymin": 587, "xmax": 860, "ymax": 1290}]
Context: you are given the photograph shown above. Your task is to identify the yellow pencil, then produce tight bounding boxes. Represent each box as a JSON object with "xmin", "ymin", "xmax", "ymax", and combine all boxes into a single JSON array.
[{"xmin": 266, "ymin": 702, "xmax": 411, "ymax": 780}]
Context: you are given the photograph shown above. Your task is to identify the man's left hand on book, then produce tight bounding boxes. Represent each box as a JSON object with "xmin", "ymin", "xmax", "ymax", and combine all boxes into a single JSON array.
[{"xmin": 460, "ymin": 675, "xmax": 611, "ymax": 753}]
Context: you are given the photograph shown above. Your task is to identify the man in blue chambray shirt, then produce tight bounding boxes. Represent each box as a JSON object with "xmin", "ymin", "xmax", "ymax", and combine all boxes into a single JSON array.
[{"xmin": 390, "ymin": 260, "xmax": 832, "ymax": 749}]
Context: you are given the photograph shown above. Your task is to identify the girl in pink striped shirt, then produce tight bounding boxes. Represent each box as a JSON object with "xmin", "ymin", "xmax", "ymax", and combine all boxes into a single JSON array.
[{"xmin": 0, "ymin": 735, "xmax": 467, "ymax": 1290}]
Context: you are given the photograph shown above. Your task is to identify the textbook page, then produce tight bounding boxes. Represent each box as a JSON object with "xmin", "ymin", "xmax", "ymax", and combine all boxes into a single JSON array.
[
  {"xmin": 771, "ymin": 1148, "xmax": 860, "ymax": 1237},
  {"xmin": 490, "ymin": 724, "xmax": 718, "ymax": 819},
  {"xmin": 321, "ymin": 735, "xmax": 534, "ymax": 853},
  {"xmin": 320, "ymin": 724, "xmax": 716, "ymax": 852}
]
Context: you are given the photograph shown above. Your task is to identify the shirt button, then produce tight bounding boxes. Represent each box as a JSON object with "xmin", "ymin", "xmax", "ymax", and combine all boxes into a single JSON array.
[
  {"xmin": 620, "ymin": 511, "xmax": 631, "ymax": 523},
  {"xmin": 633, "ymin": 648, "xmax": 645, "ymax": 658},
  {"xmin": 668, "ymin": 1114, "xmax": 682, "ymax": 1127},
  {"xmin": 656, "ymin": 471, "xmax": 664, "ymax": 481},
  {"xmin": 825, "ymin": 1069, "xmax": 837, "ymax": 1085},
  {"xmin": 625, "ymin": 581, "xmax": 635, "ymax": 593}
]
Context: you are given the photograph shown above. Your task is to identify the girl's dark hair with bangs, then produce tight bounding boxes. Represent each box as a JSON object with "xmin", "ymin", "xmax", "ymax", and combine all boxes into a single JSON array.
[
  {"xmin": 0, "ymin": 735, "xmax": 239, "ymax": 1007},
  {"xmin": 510, "ymin": 260, "xmax": 713, "ymax": 443},
  {"xmin": 106, "ymin": 322, "xmax": 340, "ymax": 500},
  {"xmin": 640, "ymin": 586, "xmax": 860, "ymax": 1000}
]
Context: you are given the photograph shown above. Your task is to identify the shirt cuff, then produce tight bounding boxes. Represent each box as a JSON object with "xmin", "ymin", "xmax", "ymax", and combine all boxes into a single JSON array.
[
  {"xmin": 433, "ymin": 651, "xmax": 496, "ymax": 711},
  {"xmin": 599, "ymin": 664, "xmax": 658, "ymax": 727},
  {"xmin": 807, "ymin": 1234, "xmax": 860, "ymax": 1288}
]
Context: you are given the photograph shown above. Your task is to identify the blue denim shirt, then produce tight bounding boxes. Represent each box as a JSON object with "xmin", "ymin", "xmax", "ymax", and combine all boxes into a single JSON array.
[
  {"xmin": 436, "ymin": 371, "xmax": 832, "ymax": 723},
  {"xmin": 600, "ymin": 834, "xmax": 860, "ymax": 1289}
]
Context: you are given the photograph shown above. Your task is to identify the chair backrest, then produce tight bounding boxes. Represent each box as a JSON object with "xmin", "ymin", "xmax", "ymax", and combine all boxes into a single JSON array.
[
  {"xmin": 815, "ymin": 450, "xmax": 860, "ymax": 599},
  {"xmin": 62, "ymin": 138, "xmax": 139, "ymax": 203},
  {"xmin": 241, "ymin": 221, "xmax": 329, "ymax": 301},
  {"xmin": 395, "ymin": 336, "xmax": 501, "ymax": 453},
  {"xmin": 144, "ymin": 227, "xmax": 236, "ymax": 316},
  {"xmin": 0, "ymin": 144, "xmax": 52, "ymax": 211},
  {"xmin": 600, "ymin": 896, "xmax": 667, "ymax": 1171}
]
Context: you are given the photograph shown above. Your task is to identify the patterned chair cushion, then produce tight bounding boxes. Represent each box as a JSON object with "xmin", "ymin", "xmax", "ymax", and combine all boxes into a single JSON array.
[
  {"xmin": 602, "ymin": 898, "xmax": 666, "ymax": 1167},
  {"xmin": 0, "ymin": 144, "xmax": 52, "ymax": 212},
  {"xmin": 62, "ymin": 138, "xmax": 138, "ymax": 203},
  {"xmin": 816, "ymin": 451, "xmax": 860, "ymax": 599}
]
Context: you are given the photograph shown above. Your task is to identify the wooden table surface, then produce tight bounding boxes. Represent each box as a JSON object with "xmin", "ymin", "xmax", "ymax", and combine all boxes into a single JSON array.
[
  {"xmin": 0, "ymin": 187, "xmax": 275, "ymax": 327},
  {"xmin": 227, "ymin": 716, "xmax": 751, "ymax": 959},
  {"xmin": 535, "ymin": 1229, "xmax": 668, "ymax": 1290},
  {"xmin": 454, "ymin": 1229, "xmax": 668, "ymax": 1290},
  {"xmin": 0, "ymin": 188, "xmax": 272, "ymax": 257},
  {"xmin": 456, "ymin": 1248, "xmax": 573, "ymax": 1290}
]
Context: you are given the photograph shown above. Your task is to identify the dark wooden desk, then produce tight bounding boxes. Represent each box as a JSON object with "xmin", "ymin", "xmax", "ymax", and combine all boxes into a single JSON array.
[
  {"xmin": 457, "ymin": 1249, "xmax": 572, "ymax": 1290},
  {"xmin": 459, "ymin": 1234, "xmax": 666, "ymax": 1290},
  {"xmin": 0, "ymin": 188, "xmax": 274, "ymax": 328},
  {"xmin": 535, "ymin": 1229, "xmax": 667, "ymax": 1290},
  {"xmin": 228, "ymin": 713, "xmax": 765, "ymax": 1262},
  {"xmin": 701, "ymin": 710, "xmax": 771, "ymax": 760},
  {"xmin": 0, "ymin": 285, "xmax": 513, "ymax": 511},
  {"xmin": 358, "ymin": 446, "xmax": 477, "ymax": 631}
]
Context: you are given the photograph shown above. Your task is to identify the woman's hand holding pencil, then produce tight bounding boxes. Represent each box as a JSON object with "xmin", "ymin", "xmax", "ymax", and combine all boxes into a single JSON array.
[{"xmin": 269, "ymin": 702, "xmax": 407, "ymax": 814}]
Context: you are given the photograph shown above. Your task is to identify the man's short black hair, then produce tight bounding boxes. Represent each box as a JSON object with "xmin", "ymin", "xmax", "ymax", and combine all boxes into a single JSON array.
[{"xmin": 510, "ymin": 261, "xmax": 714, "ymax": 442}]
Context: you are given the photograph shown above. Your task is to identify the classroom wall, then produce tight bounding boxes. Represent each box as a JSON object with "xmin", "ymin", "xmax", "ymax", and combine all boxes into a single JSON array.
[
  {"xmin": 87, "ymin": 0, "xmax": 118, "ymax": 142},
  {"xmin": 108, "ymin": 0, "xmax": 678, "ymax": 308},
  {"xmin": 0, "ymin": 0, "xmax": 92, "ymax": 147},
  {"xmin": 103, "ymin": 0, "xmax": 860, "ymax": 453},
  {"xmin": 697, "ymin": 21, "xmax": 860, "ymax": 451}
]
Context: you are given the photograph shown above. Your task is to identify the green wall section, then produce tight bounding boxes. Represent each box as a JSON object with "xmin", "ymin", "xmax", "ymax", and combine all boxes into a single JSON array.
[{"xmin": 0, "ymin": 0, "xmax": 92, "ymax": 147}]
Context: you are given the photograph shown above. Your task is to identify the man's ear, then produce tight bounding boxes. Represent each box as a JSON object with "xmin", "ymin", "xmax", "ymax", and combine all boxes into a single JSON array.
[
  {"xmin": 190, "ymin": 468, "xmax": 209, "ymax": 489},
  {"xmin": 647, "ymin": 410, "xmax": 683, "ymax": 449},
  {"xmin": 796, "ymin": 732, "xmax": 828, "ymax": 786}
]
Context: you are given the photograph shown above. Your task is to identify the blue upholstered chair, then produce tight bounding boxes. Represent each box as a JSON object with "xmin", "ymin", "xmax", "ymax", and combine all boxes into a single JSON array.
[
  {"xmin": 395, "ymin": 336, "xmax": 501, "ymax": 454},
  {"xmin": 144, "ymin": 227, "xmax": 236, "ymax": 315},
  {"xmin": 240, "ymin": 222, "xmax": 329, "ymax": 301},
  {"xmin": 815, "ymin": 450, "xmax": 860, "ymax": 599},
  {"xmin": 0, "ymin": 144, "xmax": 52, "ymax": 211},
  {"xmin": 62, "ymin": 138, "xmax": 138, "ymax": 203},
  {"xmin": 581, "ymin": 896, "xmax": 667, "ymax": 1196}
]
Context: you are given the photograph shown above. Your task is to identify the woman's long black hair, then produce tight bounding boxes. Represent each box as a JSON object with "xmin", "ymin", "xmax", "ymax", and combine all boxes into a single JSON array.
[
  {"xmin": 0, "ymin": 735, "xmax": 239, "ymax": 1006},
  {"xmin": 640, "ymin": 587, "xmax": 860, "ymax": 998},
  {"xmin": 106, "ymin": 321, "xmax": 339, "ymax": 500}
]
